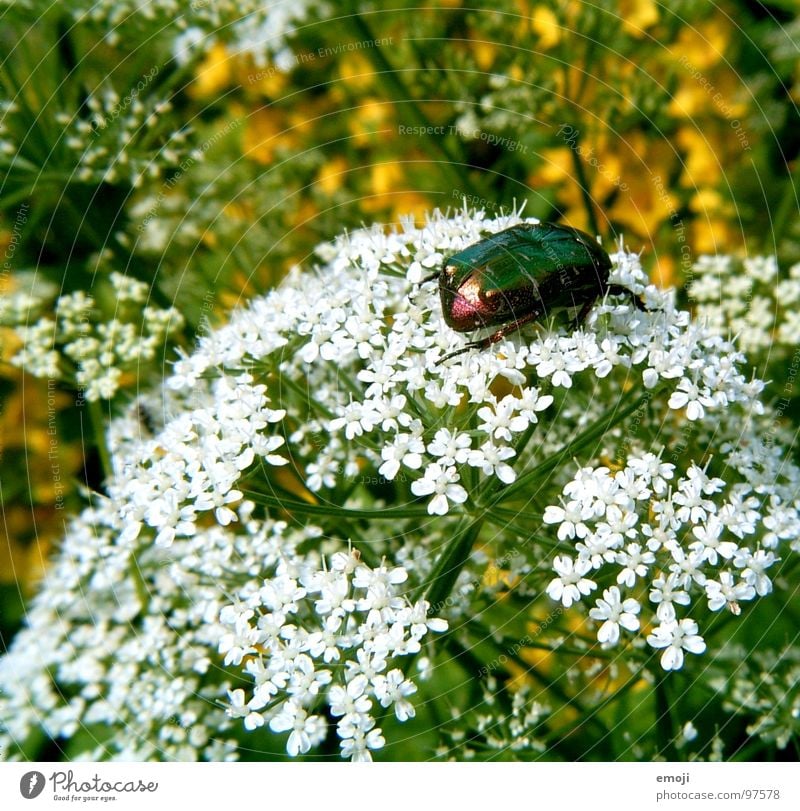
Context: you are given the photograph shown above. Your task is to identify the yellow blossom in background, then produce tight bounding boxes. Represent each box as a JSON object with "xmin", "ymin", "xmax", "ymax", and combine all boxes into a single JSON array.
[
  {"xmin": 316, "ymin": 156, "xmax": 350, "ymax": 195},
  {"xmin": 689, "ymin": 188, "xmax": 735, "ymax": 254},
  {"xmin": 677, "ymin": 127, "xmax": 724, "ymax": 187},
  {"xmin": 471, "ymin": 37, "xmax": 498, "ymax": 71},
  {"xmin": 0, "ymin": 375, "xmax": 81, "ymax": 586},
  {"xmin": 669, "ymin": 18, "xmax": 730, "ymax": 71},
  {"xmin": 243, "ymin": 107, "xmax": 284, "ymax": 163},
  {"xmin": 347, "ymin": 98, "xmax": 394, "ymax": 147},
  {"xmin": 337, "ymin": 53, "xmax": 377, "ymax": 92},
  {"xmin": 619, "ymin": 0, "xmax": 659, "ymax": 37},
  {"xmin": 242, "ymin": 59, "xmax": 290, "ymax": 99},
  {"xmin": 530, "ymin": 6, "xmax": 561, "ymax": 50},
  {"xmin": 189, "ymin": 42, "xmax": 233, "ymax": 98}
]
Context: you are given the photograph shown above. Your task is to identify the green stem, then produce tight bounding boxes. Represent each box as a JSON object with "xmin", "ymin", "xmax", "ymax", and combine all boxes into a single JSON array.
[
  {"xmin": 416, "ymin": 515, "xmax": 484, "ymax": 608},
  {"xmin": 130, "ymin": 554, "xmax": 150, "ymax": 614},
  {"xmin": 542, "ymin": 666, "xmax": 642, "ymax": 747},
  {"xmin": 87, "ymin": 397, "xmax": 112, "ymax": 481},
  {"xmin": 468, "ymin": 619, "xmax": 615, "ymax": 660},
  {"xmin": 655, "ymin": 669, "xmax": 678, "ymax": 759},
  {"xmin": 278, "ymin": 369, "xmax": 335, "ymax": 420},
  {"xmin": 569, "ymin": 130, "xmax": 601, "ymax": 238},
  {"xmin": 767, "ymin": 157, "xmax": 800, "ymax": 251},
  {"xmin": 242, "ymin": 486, "xmax": 430, "ymax": 520},
  {"xmin": 481, "ymin": 511, "xmax": 573, "ymax": 553}
]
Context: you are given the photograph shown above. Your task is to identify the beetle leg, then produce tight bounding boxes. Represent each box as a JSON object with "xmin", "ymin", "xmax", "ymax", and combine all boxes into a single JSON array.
[
  {"xmin": 437, "ymin": 311, "xmax": 541, "ymax": 364},
  {"xmin": 409, "ymin": 271, "xmax": 439, "ymax": 302},
  {"xmin": 605, "ymin": 284, "xmax": 648, "ymax": 312},
  {"xmin": 570, "ymin": 298, "xmax": 595, "ymax": 329}
]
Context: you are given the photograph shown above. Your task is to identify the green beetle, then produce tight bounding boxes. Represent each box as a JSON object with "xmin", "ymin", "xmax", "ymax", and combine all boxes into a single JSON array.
[{"xmin": 427, "ymin": 222, "xmax": 646, "ymax": 362}]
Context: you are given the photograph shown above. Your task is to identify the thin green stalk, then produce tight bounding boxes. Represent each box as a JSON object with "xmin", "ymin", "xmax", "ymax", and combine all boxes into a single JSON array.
[
  {"xmin": 130, "ymin": 554, "xmax": 150, "ymax": 614},
  {"xmin": 468, "ymin": 618, "xmax": 615, "ymax": 660},
  {"xmin": 277, "ymin": 369, "xmax": 334, "ymax": 421},
  {"xmin": 466, "ymin": 614, "xmax": 610, "ymax": 739},
  {"xmin": 87, "ymin": 397, "xmax": 112, "ymax": 481},
  {"xmin": 767, "ymin": 158, "xmax": 800, "ymax": 251},
  {"xmin": 541, "ymin": 666, "xmax": 643, "ymax": 746},
  {"xmin": 655, "ymin": 669, "xmax": 678, "ymax": 759},
  {"xmin": 481, "ymin": 511, "xmax": 572, "ymax": 553},
  {"xmin": 415, "ymin": 515, "xmax": 484, "ymax": 608},
  {"xmin": 242, "ymin": 486, "xmax": 430, "ymax": 520},
  {"xmin": 569, "ymin": 130, "xmax": 601, "ymax": 238}
]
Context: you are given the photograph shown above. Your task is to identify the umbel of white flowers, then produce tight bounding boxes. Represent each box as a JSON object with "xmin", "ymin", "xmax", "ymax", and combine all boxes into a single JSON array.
[{"xmin": 0, "ymin": 206, "xmax": 797, "ymax": 761}]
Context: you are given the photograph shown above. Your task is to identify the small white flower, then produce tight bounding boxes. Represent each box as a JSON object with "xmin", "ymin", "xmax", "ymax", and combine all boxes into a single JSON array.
[
  {"xmin": 690, "ymin": 516, "xmax": 739, "ymax": 564},
  {"xmin": 328, "ymin": 675, "xmax": 372, "ymax": 720},
  {"xmin": 226, "ymin": 689, "xmax": 264, "ymax": 731},
  {"xmin": 589, "ymin": 586, "xmax": 641, "ymax": 645},
  {"xmin": 373, "ymin": 668, "xmax": 418, "ymax": 721},
  {"xmin": 477, "ymin": 398, "xmax": 528, "ymax": 441},
  {"xmin": 269, "ymin": 700, "xmax": 327, "ymax": 756},
  {"xmin": 704, "ymin": 572, "xmax": 755, "ymax": 613},
  {"xmin": 668, "ymin": 378, "xmax": 716, "ymax": 420},
  {"xmin": 647, "ymin": 619, "xmax": 706, "ymax": 670},
  {"xmin": 411, "ymin": 463, "xmax": 468, "ymax": 515},
  {"xmin": 734, "ymin": 549, "xmax": 777, "ymax": 596},
  {"xmin": 615, "ymin": 543, "xmax": 655, "ymax": 587},
  {"xmin": 649, "ymin": 575, "xmax": 691, "ymax": 622},
  {"xmin": 546, "ymin": 555, "xmax": 596, "ymax": 607},
  {"xmin": 543, "ymin": 499, "xmax": 593, "ymax": 540},
  {"xmin": 467, "ymin": 441, "xmax": 517, "ymax": 484},
  {"xmin": 427, "ymin": 428, "xmax": 472, "ymax": 466}
]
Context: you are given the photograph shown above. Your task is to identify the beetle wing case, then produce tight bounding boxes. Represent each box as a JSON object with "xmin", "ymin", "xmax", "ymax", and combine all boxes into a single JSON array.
[{"xmin": 439, "ymin": 223, "xmax": 612, "ymax": 331}]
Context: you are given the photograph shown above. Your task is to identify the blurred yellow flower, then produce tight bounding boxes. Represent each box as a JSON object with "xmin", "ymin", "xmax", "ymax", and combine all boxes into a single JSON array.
[
  {"xmin": 670, "ymin": 18, "xmax": 730, "ymax": 70},
  {"xmin": 189, "ymin": 42, "xmax": 233, "ymax": 98},
  {"xmin": 677, "ymin": 126, "xmax": 722, "ymax": 187},
  {"xmin": 531, "ymin": 6, "xmax": 561, "ymax": 50},
  {"xmin": 619, "ymin": 0, "xmax": 659, "ymax": 37},
  {"xmin": 316, "ymin": 156, "xmax": 351, "ymax": 195},
  {"xmin": 472, "ymin": 37, "xmax": 498, "ymax": 71},
  {"xmin": 338, "ymin": 53, "xmax": 377, "ymax": 90},
  {"xmin": 347, "ymin": 98, "xmax": 394, "ymax": 147},
  {"xmin": 243, "ymin": 107, "xmax": 284, "ymax": 163}
]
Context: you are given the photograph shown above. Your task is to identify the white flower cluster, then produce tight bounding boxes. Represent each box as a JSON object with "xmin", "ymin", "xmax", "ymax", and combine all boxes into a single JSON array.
[
  {"xmin": 0, "ymin": 207, "xmax": 796, "ymax": 761},
  {"xmin": 168, "ymin": 205, "xmax": 760, "ymax": 517},
  {"xmin": 113, "ymin": 372, "xmax": 288, "ymax": 544},
  {"xmin": 222, "ymin": 549, "xmax": 446, "ymax": 761},
  {"xmin": 0, "ymin": 271, "xmax": 57, "ymax": 326},
  {"xmin": 690, "ymin": 254, "xmax": 800, "ymax": 353},
  {"xmin": 544, "ymin": 442, "xmax": 799, "ymax": 670},
  {"xmin": 0, "ymin": 479, "xmax": 444, "ymax": 761},
  {"xmin": 0, "ymin": 495, "xmax": 242, "ymax": 761},
  {"xmin": 9, "ymin": 272, "xmax": 184, "ymax": 400}
]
